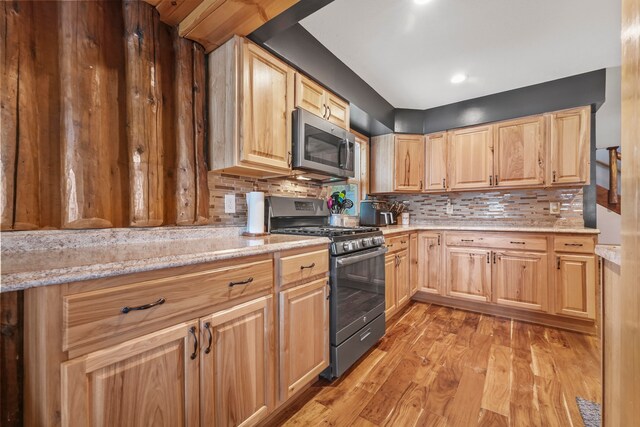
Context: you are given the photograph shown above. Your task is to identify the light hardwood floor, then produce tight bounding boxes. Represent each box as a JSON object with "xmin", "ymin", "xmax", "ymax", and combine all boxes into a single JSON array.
[{"xmin": 269, "ymin": 302, "xmax": 601, "ymax": 426}]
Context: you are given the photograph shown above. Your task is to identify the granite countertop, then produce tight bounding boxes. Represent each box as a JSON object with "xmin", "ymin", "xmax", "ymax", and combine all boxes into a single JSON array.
[
  {"xmin": 0, "ymin": 227, "xmax": 329, "ymax": 292},
  {"xmin": 380, "ymin": 224, "xmax": 600, "ymax": 235},
  {"xmin": 595, "ymin": 244, "xmax": 622, "ymax": 265}
]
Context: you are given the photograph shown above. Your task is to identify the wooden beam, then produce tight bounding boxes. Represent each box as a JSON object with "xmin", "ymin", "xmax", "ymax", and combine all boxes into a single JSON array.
[
  {"xmin": 123, "ymin": 0, "xmax": 164, "ymax": 227},
  {"xmin": 59, "ymin": 0, "xmax": 125, "ymax": 229},
  {"xmin": 608, "ymin": 0, "xmax": 640, "ymax": 424}
]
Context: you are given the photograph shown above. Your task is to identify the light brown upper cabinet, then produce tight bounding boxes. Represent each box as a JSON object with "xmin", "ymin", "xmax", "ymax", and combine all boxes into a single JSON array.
[
  {"xmin": 448, "ymin": 125, "xmax": 494, "ymax": 190},
  {"xmin": 370, "ymin": 134, "xmax": 425, "ymax": 193},
  {"xmin": 208, "ymin": 36, "xmax": 294, "ymax": 177},
  {"xmin": 493, "ymin": 115, "xmax": 546, "ymax": 188},
  {"xmin": 424, "ymin": 132, "xmax": 448, "ymax": 191},
  {"xmin": 548, "ymin": 106, "xmax": 591, "ymax": 186},
  {"xmin": 295, "ymin": 73, "xmax": 350, "ymax": 130}
]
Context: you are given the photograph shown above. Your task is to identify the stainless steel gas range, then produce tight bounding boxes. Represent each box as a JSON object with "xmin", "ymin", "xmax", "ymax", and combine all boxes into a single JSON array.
[{"xmin": 267, "ymin": 196, "xmax": 387, "ymax": 379}]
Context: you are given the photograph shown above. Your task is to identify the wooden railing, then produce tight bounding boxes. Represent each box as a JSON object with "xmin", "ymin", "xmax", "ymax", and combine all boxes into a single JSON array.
[{"xmin": 596, "ymin": 146, "xmax": 621, "ymax": 214}]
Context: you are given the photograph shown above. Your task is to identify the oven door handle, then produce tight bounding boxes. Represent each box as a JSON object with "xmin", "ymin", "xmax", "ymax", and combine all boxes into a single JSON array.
[{"xmin": 336, "ymin": 247, "xmax": 388, "ymax": 267}]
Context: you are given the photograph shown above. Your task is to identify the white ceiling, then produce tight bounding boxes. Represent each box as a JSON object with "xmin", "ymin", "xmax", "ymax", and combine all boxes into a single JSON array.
[{"xmin": 301, "ymin": 0, "xmax": 621, "ymax": 109}]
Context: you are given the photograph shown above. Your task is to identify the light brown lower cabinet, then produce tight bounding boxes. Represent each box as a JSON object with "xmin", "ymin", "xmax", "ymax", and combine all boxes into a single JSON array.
[
  {"xmin": 445, "ymin": 246, "xmax": 492, "ymax": 302},
  {"xmin": 554, "ymin": 253, "xmax": 596, "ymax": 319},
  {"xmin": 201, "ymin": 295, "xmax": 274, "ymax": 427},
  {"xmin": 279, "ymin": 278, "xmax": 329, "ymax": 401},
  {"xmin": 61, "ymin": 320, "xmax": 201, "ymax": 427},
  {"xmin": 396, "ymin": 249, "xmax": 411, "ymax": 307},
  {"xmin": 409, "ymin": 233, "xmax": 419, "ymax": 295},
  {"xmin": 493, "ymin": 250, "xmax": 548, "ymax": 312},
  {"xmin": 417, "ymin": 232, "xmax": 442, "ymax": 294},
  {"xmin": 385, "ymin": 252, "xmax": 398, "ymax": 318}
]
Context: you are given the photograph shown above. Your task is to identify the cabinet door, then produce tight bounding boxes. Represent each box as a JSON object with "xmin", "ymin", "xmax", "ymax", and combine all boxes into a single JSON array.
[
  {"xmin": 279, "ymin": 278, "xmax": 329, "ymax": 401},
  {"xmin": 418, "ymin": 233, "xmax": 442, "ymax": 294},
  {"xmin": 425, "ymin": 132, "xmax": 448, "ymax": 191},
  {"xmin": 394, "ymin": 135, "xmax": 425, "ymax": 191},
  {"xmin": 446, "ymin": 247, "xmax": 491, "ymax": 302},
  {"xmin": 385, "ymin": 253, "xmax": 397, "ymax": 318},
  {"xmin": 494, "ymin": 116, "xmax": 545, "ymax": 187},
  {"xmin": 241, "ymin": 42, "xmax": 294, "ymax": 172},
  {"xmin": 409, "ymin": 234, "xmax": 419, "ymax": 296},
  {"xmin": 548, "ymin": 107, "xmax": 591, "ymax": 185},
  {"xmin": 493, "ymin": 251, "xmax": 548, "ymax": 312},
  {"xmin": 449, "ymin": 125, "xmax": 494, "ymax": 190},
  {"xmin": 61, "ymin": 321, "xmax": 200, "ymax": 427},
  {"xmin": 295, "ymin": 73, "xmax": 326, "ymax": 119},
  {"xmin": 201, "ymin": 296, "xmax": 274, "ymax": 427},
  {"xmin": 325, "ymin": 92, "xmax": 350, "ymax": 130},
  {"xmin": 555, "ymin": 254, "xmax": 596, "ymax": 319},
  {"xmin": 396, "ymin": 249, "xmax": 411, "ymax": 307}
]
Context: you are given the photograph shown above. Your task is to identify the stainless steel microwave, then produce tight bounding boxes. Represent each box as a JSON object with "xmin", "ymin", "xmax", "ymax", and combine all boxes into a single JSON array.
[{"xmin": 292, "ymin": 108, "xmax": 355, "ymax": 179}]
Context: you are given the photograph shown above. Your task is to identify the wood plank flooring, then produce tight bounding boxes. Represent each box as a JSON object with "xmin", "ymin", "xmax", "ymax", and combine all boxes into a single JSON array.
[{"xmin": 269, "ymin": 302, "xmax": 601, "ymax": 427}]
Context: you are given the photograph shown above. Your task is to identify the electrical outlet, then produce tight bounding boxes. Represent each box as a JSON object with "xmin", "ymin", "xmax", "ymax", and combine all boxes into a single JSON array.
[
  {"xmin": 446, "ymin": 199, "xmax": 453, "ymax": 215},
  {"xmin": 224, "ymin": 194, "xmax": 236, "ymax": 214},
  {"xmin": 549, "ymin": 202, "xmax": 560, "ymax": 215}
]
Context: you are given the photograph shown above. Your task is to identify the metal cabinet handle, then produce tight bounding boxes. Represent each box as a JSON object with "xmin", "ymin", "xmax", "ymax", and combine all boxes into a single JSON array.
[
  {"xmin": 189, "ymin": 326, "xmax": 198, "ymax": 360},
  {"xmin": 489, "ymin": 175, "xmax": 493, "ymax": 186},
  {"xmin": 322, "ymin": 104, "xmax": 327, "ymax": 118},
  {"xmin": 287, "ymin": 151, "xmax": 292, "ymax": 167},
  {"xmin": 229, "ymin": 277, "xmax": 253, "ymax": 287},
  {"xmin": 327, "ymin": 105, "xmax": 331, "ymax": 118},
  {"xmin": 495, "ymin": 175, "xmax": 499, "ymax": 185},
  {"xmin": 493, "ymin": 252, "xmax": 497, "ymax": 264},
  {"xmin": 121, "ymin": 297, "xmax": 165, "ymax": 314},
  {"xmin": 552, "ymin": 171, "xmax": 557, "ymax": 182},
  {"xmin": 360, "ymin": 329, "xmax": 372, "ymax": 341},
  {"xmin": 420, "ymin": 180, "xmax": 423, "ymax": 190},
  {"xmin": 442, "ymin": 178, "xmax": 446, "ymax": 189},
  {"xmin": 556, "ymin": 257, "xmax": 561, "ymax": 270},
  {"xmin": 400, "ymin": 240, "xmax": 407, "ymax": 244},
  {"xmin": 564, "ymin": 243, "xmax": 584, "ymax": 247},
  {"xmin": 326, "ymin": 281, "xmax": 331, "ymax": 300},
  {"xmin": 510, "ymin": 241, "xmax": 526, "ymax": 245},
  {"xmin": 437, "ymin": 235, "xmax": 441, "ymax": 246},
  {"xmin": 204, "ymin": 322, "xmax": 213, "ymax": 354},
  {"xmin": 300, "ymin": 262, "xmax": 316, "ymax": 270},
  {"xmin": 486, "ymin": 252, "xmax": 490, "ymax": 264},
  {"xmin": 461, "ymin": 239, "xmax": 474, "ymax": 242}
]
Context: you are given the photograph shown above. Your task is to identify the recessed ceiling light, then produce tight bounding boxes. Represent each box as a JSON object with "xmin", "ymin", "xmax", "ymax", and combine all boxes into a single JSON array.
[
  {"xmin": 450, "ymin": 73, "xmax": 467, "ymax": 84},
  {"xmin": 414, "ymin": 0, "xmax": 433, "ymax": 4}
]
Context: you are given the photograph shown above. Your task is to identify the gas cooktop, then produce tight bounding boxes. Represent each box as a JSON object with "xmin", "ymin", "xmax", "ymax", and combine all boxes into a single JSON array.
[{"xmin": 271, "ymin": 226, "xmax": 379, "ymax": 237}]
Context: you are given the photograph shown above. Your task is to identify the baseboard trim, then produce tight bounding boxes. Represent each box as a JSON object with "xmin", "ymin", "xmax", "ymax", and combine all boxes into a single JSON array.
[{"xmin": 412, "ymin": 291, "xmax": 597, "ymax": 335}]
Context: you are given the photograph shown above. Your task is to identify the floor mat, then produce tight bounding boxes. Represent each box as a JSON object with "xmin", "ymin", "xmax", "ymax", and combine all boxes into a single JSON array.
[{"xmin": 576, "ymin": 397, "xmax": 601, "ymax": 427}]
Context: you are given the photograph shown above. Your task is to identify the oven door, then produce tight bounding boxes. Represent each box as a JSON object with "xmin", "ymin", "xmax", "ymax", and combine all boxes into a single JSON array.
[
  {"xmin": 330, "ymin": 246, "xmax": 387, "ymax": 345},
  {"xmin": 293, "ymin": 108, "xmax": 355, "ymax": 178}
]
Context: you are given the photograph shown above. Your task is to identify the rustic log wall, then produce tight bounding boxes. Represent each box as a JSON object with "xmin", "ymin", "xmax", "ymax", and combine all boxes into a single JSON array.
[{"xmin": 0, "ymin": 0, "xmax": 209, "ymax": 231}]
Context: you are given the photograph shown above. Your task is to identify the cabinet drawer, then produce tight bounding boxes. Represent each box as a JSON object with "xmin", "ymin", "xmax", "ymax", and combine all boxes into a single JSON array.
[
  {"xmin": 63, "ymin": 259, "xmax": 273, "ymax": 352},
  {"xmin": 386, "ymin": 234, "xmax": 410, "ymax": 252},
  {"xmin": 446, "ymin": 233, "xmax": 547, "ymax": 251},
  {"xmin": 279, "ymin": 249, "xmax": 329, "ymax": 285},
  {"xmin": 553, "ymin": 236, "xmax": 595, "ymax": 254}
]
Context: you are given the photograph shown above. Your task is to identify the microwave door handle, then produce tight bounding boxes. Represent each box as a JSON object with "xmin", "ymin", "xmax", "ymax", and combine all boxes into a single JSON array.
[{"xmin": 345, "ymin": 139, "xmax": 352, "ymax": 171}]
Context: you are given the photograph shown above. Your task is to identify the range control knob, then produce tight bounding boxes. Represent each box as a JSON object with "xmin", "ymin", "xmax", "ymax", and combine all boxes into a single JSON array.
[{"xmin": 342, "ymin": 242, "xmax": 351, "ymax": 251}]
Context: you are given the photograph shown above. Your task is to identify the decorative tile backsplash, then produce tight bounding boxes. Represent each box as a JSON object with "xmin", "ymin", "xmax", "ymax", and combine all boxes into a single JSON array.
[
  {"xmin": 383, "ymin": 188, "xmax": 585, "ymax": 228},
  {"xmin": 207, "ymin": 172, "xmax": 326, "ymax": 226}
]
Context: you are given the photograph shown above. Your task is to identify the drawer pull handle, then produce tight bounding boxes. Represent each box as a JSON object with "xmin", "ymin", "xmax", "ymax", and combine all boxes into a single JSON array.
[
  {"xmin": 400, "ymin": 240, "xmax": 407, "ymax": 244},
  {"xmin": 360, "ymin": 329, "xmax": 372, "ymax": 341},
  {"xmin": 189, "ymin": 326, "xmax": 198, "ymax": 360},
  {"xmin": 300, "ymin": 262, "xmax": 316, "ymax": 270},
  {"xmin": 229, "ymin": 277, "xmax": 253, "ymax": 287},
  {"xmin": 121, "ymin": 297, "xmax": 165, "ymax": 314},
  {"xmin": 510, "ymin": 241, "xmax": 526, "ymax": 245},
  {"xmin": 204, "ymin": 322, "xmax": 213, "ymax": 354},
  {"xmin": 461, "ymin": 239, "xmax": 474, "ymax": 242},
  {"xmin": 564, "ymin": 243, "xmax": 584, "ymax": 247}
]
